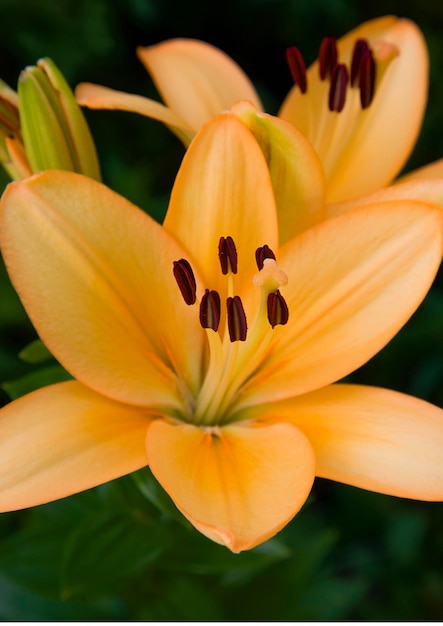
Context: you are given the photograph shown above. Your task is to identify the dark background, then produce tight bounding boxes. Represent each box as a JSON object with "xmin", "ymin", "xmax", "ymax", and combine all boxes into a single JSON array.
[{"xmin": 0, "ymin": 0, "xmax": 443, "ymax": 619}]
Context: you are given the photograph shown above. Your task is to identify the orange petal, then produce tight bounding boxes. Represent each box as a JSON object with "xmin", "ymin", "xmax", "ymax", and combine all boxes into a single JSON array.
[
  {"xmin": 137, "ymin": 39, "xmax": 262, "ymax": 132},
  {"xmin": 0, "ymin": 381, "xmax": 149, "ymax": 511},
  {"xmin": 239, "ymin": 201, "xmax": 443, "ymax": 408},
  {"xmin": 269, "ymin": 384, "xmax": 443, "ymax": 500},
  {"xmin": 0, "ymin": 171, "xmax": 205, "ymax": 408},
  {"xmin": 328, "ymin": 178, "xmax": 443, "ymax": 219},
  {"xmin": 397, "ymin": 158, "xmax": 443, "ymax": 183},
  {"xmin": 146, "ymin": 419, "xmax": 315, "ymax": 552},
  {"xmin": 280, "ymin": 17, "xmax": 428, "ymax": 203},
  {"xmin": 75, "ymin": 83, "xmax": 194, "ymax": 145},
  {"xmin": 232, "ymin": 101, "xmax": 326, "ymax": 244},
  {"xmin": 164, "ymin": 113, "xmax": 279, "ymax": 300}
]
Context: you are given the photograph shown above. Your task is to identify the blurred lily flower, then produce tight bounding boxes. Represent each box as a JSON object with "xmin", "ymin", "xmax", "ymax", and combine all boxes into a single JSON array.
[
  {"xmin": 0, "ymin": 58, "xmax": 100, "ymax": 181},
  {"xmin": 1, "ymin": 114, "xmax": 443, "ymax": 553},
  {"xmin": 76, "ymin": 16, "xmax": 440, "ymax": 204},
  {"xmin": 0, "ymin": 79, "xmax": 29, "ymax": 180}
]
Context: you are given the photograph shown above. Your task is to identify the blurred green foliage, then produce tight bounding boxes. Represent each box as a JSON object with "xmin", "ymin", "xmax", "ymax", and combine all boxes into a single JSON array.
[{"xmin": 1, "ymin": 0, "xmax": 443, "ymax": 620}]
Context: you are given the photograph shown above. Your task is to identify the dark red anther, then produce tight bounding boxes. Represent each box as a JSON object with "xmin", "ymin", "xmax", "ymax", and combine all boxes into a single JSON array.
[
  {"xmin": 227, "ymin": 296, "xmax": 248, "ymax": 342},
  {"xmin": 200, "ymin": 289, "xmax": 221, "ymax": 332},
  {"xmin": 267, "ymin": 290, "xmax": 289, "ymax": 329},
  {"xmin": 173, "ymin": 259, "xmax": 196, "ymax": 305},
  {"xmin": 350, "ymin": 39, "xmax": 371, "ymax": 86},
  {"xmin": 255, "ymin": 244, "xmax": 276, "ymax": 270},
  {"xmin": 328, "ymin": 63, "xmax": 348, "ymax": 112},
  {"xmin": 318, "ymin": 36, "xmax": 338, "ymax": 80},
  {"xmin": 358, "ymin": 50, "xmax": 376, "ymax": 109},
  {"xmin": 218, "ymin": 236, "xmax": 238, "ymax": 275},
  {"xmin": 286, "ymin": 46, "xmax": 307, "ymax": 94}
]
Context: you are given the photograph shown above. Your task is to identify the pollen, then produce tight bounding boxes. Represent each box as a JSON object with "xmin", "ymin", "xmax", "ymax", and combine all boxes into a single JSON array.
[
  {"xmin": 218, "ymin": 235, "xmax": 238, "ymax": 275},
  {"xmin": 173, "ymin": 238, "xmax": 290, "ymax": 354},
  {"xmin": 286, "ymin": 35, "xmax": 386, "ymax": 112},
  {"xmin": 227, "ymin": 295, "xmax": 248, "ymax": 342},
  {"xmin": 267, "ymin": 290, "xmax": 289, "ymax": 328},
  {"xmin": 173, "ymin": 258, "xmax": 197, "ymax": 305},
  {"xmin": 255, "ymin": 244, "xmax": 276, "ymax": 271},
  {"xmin": 200, "ymin": 289, "xmax": 221, "ymax": 331},
  {"xmin": 285, "ymin": 46, "xmax": 307, "ymax": 94}
]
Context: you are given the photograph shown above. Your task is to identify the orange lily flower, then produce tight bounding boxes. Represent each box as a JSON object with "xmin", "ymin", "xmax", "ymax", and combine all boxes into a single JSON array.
[
  {"xmin": 76, "ymin": 15, "xmax": 443, "ymax": 205},
  {"xmin": 1, "ymin": 113, "xmax": 443, "ymax": 553}
]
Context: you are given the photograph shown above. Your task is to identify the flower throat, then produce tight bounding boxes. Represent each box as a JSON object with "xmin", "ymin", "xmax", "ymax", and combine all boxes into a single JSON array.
[{"xmin": 173, "ymin": 237, "xmax": 289, "ymax": 426}]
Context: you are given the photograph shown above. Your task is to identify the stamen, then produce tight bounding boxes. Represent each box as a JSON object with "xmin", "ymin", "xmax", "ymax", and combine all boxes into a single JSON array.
[
  {"xmin": 218, "ymin": 236, "xmax": 238, "ymax": 275},
  {"xmin": 173, "ymin": 258, "xmax": 196, "ymax": 305},
  {"xmin": 350, "ymin": 39, "xmax": 370, "ymax": 86},
  {"xmin": 358, "ymin": 50, "xmax": 376, "ymax": 109},
  {"xmin": 227, "ymin": 296, "xmax": 248, "ymax": 342},
  {"xmin": 267, "ymin": 290, "xmax": 289, "ymax": 328},
  {"xmin": 328, "ymin": 63, "xmax": 348, "ymax": 112},
  {"xmin": 286, "ymin": 46, "xmax": 308, "ymax": 94},
  {"xmin": 318, "ymin": 37, "xmax": 338, "ymax": 80},
  {"xmin": 200, "ymin": 289, "xmax": 221, "ymax": 331},
  {"xmin": 255, "ymin": 244, "xmax": 276, "ymax": 271}
]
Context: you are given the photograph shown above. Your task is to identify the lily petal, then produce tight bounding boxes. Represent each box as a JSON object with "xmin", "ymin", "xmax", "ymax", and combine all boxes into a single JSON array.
[
  {"xmin": 164, "ymin": 113, "xmax": 279, "ymax": 300},
  {"xmin": 267, "ymin": 384, "xmax": 443, "ymax": 500},
  {"xmin": 397, "ymin": 158, "xmax": 443, "ymax": 183},
  {"xmin": 137, "ymin": 39, "xmax": 262, "ymax": 132},
  {"xmin": 240, "ymin": 201, "xmax": 443, "ymax": 407},
  {"xmin": 232, "ymin": 101, "xmax": 326, "ymax": 244},
  {"xmin": 75, "ymin": 83, "xmax": 194, "ymax": 145},
  {"xmin": 0, "ymin": 381, "xmax": 149, "ymax": 511},
  {"xmin": 280, "ymin": 17, "xmax": 428, "ymax": 203},
  {"xmin": 0, "ymin": 171, "xmax": 205, "ymax": 408},
  {"xmin": 146, "ymin": 419, "xmax": 315, "ymax": 552},
  {"xmin": 328, "ymin": 179, "xmax": 443, "ymax": 218}
]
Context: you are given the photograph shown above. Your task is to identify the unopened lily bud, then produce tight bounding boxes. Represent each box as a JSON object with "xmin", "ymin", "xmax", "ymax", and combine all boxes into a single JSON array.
[{"xmin": 17, "ymin": 58, "xmax": 101, "ymax": 180}]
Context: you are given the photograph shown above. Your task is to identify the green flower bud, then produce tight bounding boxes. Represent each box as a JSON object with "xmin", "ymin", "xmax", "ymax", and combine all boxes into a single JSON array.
[{"xmin": 18, "ymin": 58, "xmax": 101, "ymax": 180}]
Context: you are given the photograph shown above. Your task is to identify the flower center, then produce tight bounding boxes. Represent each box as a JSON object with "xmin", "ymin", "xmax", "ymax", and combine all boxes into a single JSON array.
[
  {"xmin": 286, "ymin": 35, "xmax": 397, "ymax": 112},
  {"xmin": 284, "ymin": 35, "xmax": 399, "ymax": 178},
  {"xmin": 173, "ymin": 237, "xmax": 289, "ymax": 426}
]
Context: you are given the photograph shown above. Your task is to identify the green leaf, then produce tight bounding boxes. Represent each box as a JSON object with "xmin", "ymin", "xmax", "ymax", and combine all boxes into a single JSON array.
[
  {"xmin": 60, "ymin": 510, "xmax": 168, "ymax": 599},
  {"xmin": 2, "ymin": 364, "xmax": 72, "ymax": 399},
  {"xmin": 131, "ymin": 466, "xmax": 191, "ymax": 527},
  {"xmin": 18, "ymin": 339, "xmax": 53, "ymax": 364},
  {"xmin": 0, "ymin": 574, "xmax": 123, "ymax": 621}
]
